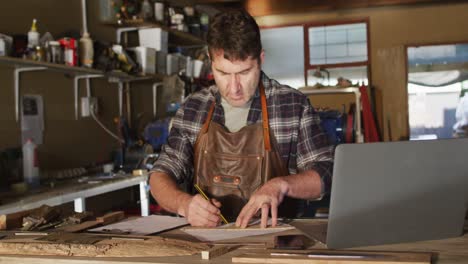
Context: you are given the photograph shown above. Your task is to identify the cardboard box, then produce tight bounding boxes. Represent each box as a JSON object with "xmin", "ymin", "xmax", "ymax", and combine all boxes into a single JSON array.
[
  {"xmin": 166, "ymin": 54, "xmax": 180, "ymax": 75},
  {"xmin": 138, "ymin": 28, "xmax": 168, "ymax": 52},
  {"xmin": 156, "ymin": 51, "xmax": 167, "ymax": 74},
  {"xmin": 132, "ymin": 46, "xmax": 156, "ymax": 74}
]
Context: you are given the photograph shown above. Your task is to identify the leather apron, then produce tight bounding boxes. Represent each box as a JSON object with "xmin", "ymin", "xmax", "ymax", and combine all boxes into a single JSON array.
[{"xmin": 193, "ymin": 84, "xmax": 296, "ymax": 221}]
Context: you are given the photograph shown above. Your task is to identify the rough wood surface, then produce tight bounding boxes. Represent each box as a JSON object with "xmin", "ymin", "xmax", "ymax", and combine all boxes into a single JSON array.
[
  {"xmin": 0, "ymin": 236, "xmax": 209, "ymax": 257},
  {"xmin": 0, "ymin": 219, "xmax": 467, "ymax": 263},
  {"xmin": 201, "ymin": 245, "xmax": 237, "ymax": 260}
]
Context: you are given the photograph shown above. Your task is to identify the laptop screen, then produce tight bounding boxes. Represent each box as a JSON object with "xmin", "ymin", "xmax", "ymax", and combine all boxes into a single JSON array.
[{"xmin": 326, "ymin": 138, "xmax": 468, "ymax": 249}]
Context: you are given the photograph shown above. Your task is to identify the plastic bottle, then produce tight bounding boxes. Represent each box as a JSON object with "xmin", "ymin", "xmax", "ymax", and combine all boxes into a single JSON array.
[
  {"xmin": 141, "ymin": 0, "xmax": 153, "ymax": 21},
  {"xmin": 22, "ymin": 139, "xmax": 40, "ymax": 188},
  {"xmin": 0, "ymin": 37, "xmax": 5, "ymax": 56},
  {"xmin": 27, "ymin": 19, "xmax": 40, "ymax": 48},
  {"xmin": 79, "ymin": 32, "xmax": 94, "ymax": 68}
]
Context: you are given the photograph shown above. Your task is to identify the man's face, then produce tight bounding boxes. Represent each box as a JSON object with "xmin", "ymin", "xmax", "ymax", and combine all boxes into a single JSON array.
[{"xmin": 211, "ymin": 50, "xmax": 264, "ymax": 107}]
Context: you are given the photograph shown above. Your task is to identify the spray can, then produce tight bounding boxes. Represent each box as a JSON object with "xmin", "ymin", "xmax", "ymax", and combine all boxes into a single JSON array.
[
  {"xmin": 22, "ymin": 138, "xmax": 40, "ymax": 188},
  {"xmin": 79, "ymin": 32, "xmax": 94, "ymax": 68},
  {"xmin": 59, "ymin": 38, "xmax": 78, "ymax": 66}
]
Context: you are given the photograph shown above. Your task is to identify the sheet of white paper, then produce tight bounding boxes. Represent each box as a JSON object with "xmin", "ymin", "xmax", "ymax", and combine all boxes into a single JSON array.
[{"xmin": 89, "ymin": 215, "xmax": 188, "ymax": 235}]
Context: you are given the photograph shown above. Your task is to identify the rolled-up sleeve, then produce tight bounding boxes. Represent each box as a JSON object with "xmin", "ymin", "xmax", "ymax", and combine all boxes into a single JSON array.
[
  {"xmin": 150, "ymin": 106, "xmax": 194, "ymax": 183},
  {"xmin": 296, "ymin": 98, "xmax": 334, "ymax": 195}
]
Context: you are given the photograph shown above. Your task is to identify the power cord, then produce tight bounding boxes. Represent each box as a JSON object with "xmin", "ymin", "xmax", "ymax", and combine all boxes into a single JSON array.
[{"xmin": 90, "ymin": 102, "xmax": 124, "ymax": 144}]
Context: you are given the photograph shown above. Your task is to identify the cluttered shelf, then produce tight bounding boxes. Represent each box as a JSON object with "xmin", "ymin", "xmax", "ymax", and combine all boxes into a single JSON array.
[
  {"xmin": 103, "ymin": 21, "xmax": 206, "ymax": 47},
  {"xmin": 0, "ymin": 55, "xmax": 166, "ymax": 122},
  {"xmin": 0, "ymin": 56, "xmax": 165, "ymax": 82}
]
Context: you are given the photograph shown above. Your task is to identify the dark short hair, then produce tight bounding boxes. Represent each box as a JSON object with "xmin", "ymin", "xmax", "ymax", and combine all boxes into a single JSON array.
[{"xmin": 207, "ymin": 9, "xmax": 262, "ymax": 62}]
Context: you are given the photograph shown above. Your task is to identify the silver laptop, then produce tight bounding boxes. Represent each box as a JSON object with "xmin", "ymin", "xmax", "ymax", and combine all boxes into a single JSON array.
[{"xmin": 326, "ymin": 138, "xmax": 468, "ymax": 249}]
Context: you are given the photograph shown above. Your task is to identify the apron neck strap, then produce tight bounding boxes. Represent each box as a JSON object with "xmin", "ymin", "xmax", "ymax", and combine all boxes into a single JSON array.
[
  {"xmin": 199, "ymin": 83, "xmax": 272, "ymax": 151},
  {"xmin": 259, "ymin": 83, "xmax": 272, "ymax": 151},
  {"xmin": 200, "ymin": 100, "xmax": 216, "ymax": 135}
]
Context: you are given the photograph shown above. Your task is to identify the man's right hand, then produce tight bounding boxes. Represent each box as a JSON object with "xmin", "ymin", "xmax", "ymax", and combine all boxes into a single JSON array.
[
  {"xmin": 181, "ymin": 194, "xmax": 222, "ymax": 227},
  {"xmin": 149, "ymin": 172, "xmax": 222, "ymax": 227}
]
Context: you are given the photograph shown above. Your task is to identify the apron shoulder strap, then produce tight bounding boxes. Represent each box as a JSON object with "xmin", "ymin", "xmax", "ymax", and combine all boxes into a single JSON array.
[
  {"xmin": 260, "ymin": 83, "xmax": 272, "ymax": 151},
  {"xmin": 194, "ymin": 101, "xmax": 215, "ymax": 153},
  {"xmin": 199, "ymin": 101, "xmax": 216, "ymax": 135}
]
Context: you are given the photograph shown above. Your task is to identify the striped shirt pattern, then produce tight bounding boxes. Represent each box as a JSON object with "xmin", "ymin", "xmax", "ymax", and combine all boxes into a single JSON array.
[{"xmin": 152, "ymin": 72, "xmax": 334, "ymax": 194}]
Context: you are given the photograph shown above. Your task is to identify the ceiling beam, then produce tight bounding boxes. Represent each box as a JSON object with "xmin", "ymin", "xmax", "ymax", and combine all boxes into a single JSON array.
[
  {"xmin": 245, "ymin": 0, "xmax": 468, "ymax": 17},
  {"xmin": 170, "ymin": 0, "xmax": 242, "ymax": 7}
]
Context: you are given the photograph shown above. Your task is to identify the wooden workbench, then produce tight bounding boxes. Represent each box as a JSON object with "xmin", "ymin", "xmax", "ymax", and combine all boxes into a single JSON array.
[
  {"xmin": 0, "ymin": 174, "xmax": 149, "ymax": 216},
  {"xmin": 0, "ymin": 218, "xmax": 467, "ymax": 263}
]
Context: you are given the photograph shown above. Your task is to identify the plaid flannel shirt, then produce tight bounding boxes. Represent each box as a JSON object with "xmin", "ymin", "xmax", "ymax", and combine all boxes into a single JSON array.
[{"xmin": 151, "ymin": 72, "xmax": 334, "ymax": 195}]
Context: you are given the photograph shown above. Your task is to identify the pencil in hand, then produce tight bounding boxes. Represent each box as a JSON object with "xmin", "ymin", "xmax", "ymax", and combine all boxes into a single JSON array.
[{"xmin": 194, "ymin": 184, "xmax": 229, "ymax": 224}]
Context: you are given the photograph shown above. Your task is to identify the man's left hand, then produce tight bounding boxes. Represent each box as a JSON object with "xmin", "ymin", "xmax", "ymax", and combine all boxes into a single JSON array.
[{"xmin": 235, "ymin": 177, "xmax": 288, "ymax": 228}]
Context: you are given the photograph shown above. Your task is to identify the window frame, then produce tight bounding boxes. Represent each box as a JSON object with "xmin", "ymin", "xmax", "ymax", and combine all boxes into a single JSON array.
[
  {"xmin": 405, "ymin": 41, "xmax": 468, "ymax": 139},
  {"xmin": 303, "ymin": 18, "xmax": 371, "ymax": 86}
]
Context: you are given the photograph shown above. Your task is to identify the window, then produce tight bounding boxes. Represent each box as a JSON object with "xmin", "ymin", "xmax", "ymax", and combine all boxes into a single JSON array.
[
  {"xmin": 305, "ymin": 20, "xmax": 370, "ymax": 87},
  {"xmin": 407, "ymin": 43, "xmax": 468, "ymax": 140},
  {"xmin": 261, "ymin": 26, "xmax": 305, "ymax": 88},
  {"xmin": 260, "ymin": 20, "xmax": 370, "ymax": 88}
]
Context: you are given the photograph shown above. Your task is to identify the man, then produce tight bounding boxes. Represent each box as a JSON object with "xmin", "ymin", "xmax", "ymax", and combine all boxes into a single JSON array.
[
  {"xmin": 149, "ymin": 10, "xmax": 333, "ymax": 228},
  {"xmin": 453, "ymin": 89, "xmax": 468, "ymax": 138}
]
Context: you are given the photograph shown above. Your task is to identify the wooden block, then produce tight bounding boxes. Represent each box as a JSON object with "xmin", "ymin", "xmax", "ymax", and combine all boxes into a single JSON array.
[
  {"xmin": 68, "ymin": 211, "xmax": 93, "ymax": 224},
  {"xmin": 61, "ymin": 220, "xmax": 100, "ymax": 233},
  {"xmin": 232, "ymin": 250, "xmax": 432, "ymax": 264},
  {"xmin": 201, "ymin": 245, "xmax": 236, "ymax": 260},
  {"xmin": 62, "ymin": 211, "xmax": 125, "ymax": 233},
  {"xmin": 0, "ymin": 208, "xmax": 38, "ymax": 230},
  {"xmin": 96, "ymin": 211, "xmax": 125, "ymax": 225}
]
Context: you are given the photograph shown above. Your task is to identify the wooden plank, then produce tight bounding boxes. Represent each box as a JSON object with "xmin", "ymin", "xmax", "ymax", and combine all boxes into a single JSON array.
[
  {"xmin": 62, "ymin": 211, "xmax": 125, "ymax": 233},
  {"xmin": 232, "ymin": 250, "xmax": 432, "ymax": 264},
  {"xmin": 96, "ymin": 211, "xmax": 125, "ymax": 225},
  {"xmin": 61, "ymin": 220, "xmax": 101, "ymax": 233}
]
